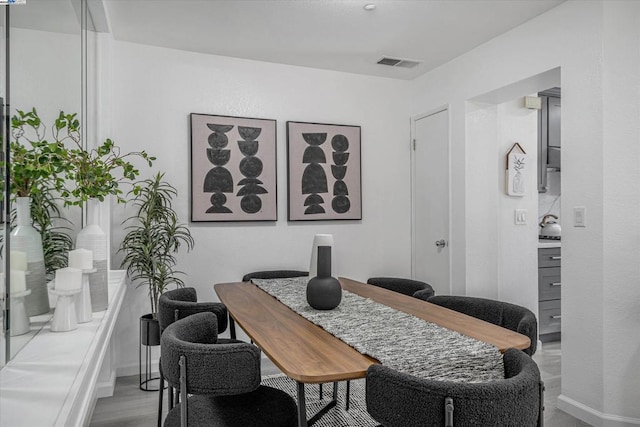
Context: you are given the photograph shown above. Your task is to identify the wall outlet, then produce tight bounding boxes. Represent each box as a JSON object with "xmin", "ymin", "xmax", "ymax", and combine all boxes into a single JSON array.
[{"xmin": 515, "ymin": 209, "xmax": 527, "ymax": 225}]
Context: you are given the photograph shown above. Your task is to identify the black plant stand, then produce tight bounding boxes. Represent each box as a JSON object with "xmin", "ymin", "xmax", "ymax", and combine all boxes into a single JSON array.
[{"xmin": 139, "ymin": 314, "xmax": 161, "ymax": 391}]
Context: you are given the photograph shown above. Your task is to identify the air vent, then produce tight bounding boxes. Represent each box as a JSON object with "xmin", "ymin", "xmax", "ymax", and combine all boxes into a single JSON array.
[{"xmin": 377, "ymin": 57, "xmax": 422, "ymax": 68}]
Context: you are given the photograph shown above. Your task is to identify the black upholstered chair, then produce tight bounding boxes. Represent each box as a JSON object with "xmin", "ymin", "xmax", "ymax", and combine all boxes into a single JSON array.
[
  {"xmin": 157, "ymin": 287, "xmax": 234, "ymax": 426},
  {"xmin": 366, "ymin": 277, "xmax": 435, "ymax": 300},
  {"xmin": 161, "ymin": 312, "xmax": 298, "ymax": 427},
  {"xmin": 366, "ymin": 348, "xmax": 544, "ymax": 427},
  {"xmin": 426, "ymin": 295, "xmax": 538, "ymax": 356},
  {"xmin": 242, "ymin": 270, "xmax": 308, "ymax": 282}
]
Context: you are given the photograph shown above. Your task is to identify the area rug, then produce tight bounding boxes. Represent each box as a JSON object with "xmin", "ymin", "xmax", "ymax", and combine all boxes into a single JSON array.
[{"xmin": 262, "ymin": 375, "xmax": 378, "ymax": 427}]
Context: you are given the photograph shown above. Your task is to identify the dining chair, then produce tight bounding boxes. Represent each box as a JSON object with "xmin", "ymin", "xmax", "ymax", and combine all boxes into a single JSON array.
[
  {"xmin": 157, "ymin": 287, "xmax": 236, "ymax": 427},
  {"xmin": 161, "ymin": 312, "xmax": 298, "ymax": 427},
  {"xmin": 242, "ymin": 269, "xmax": 308, "ymax": 282},
  {"xmin": 366, "ymin": 277, "xmax": 435, "ymax": 300},
  {"xmin": 366, "ymin": 348, "xmax": 544, "ymax": 427},
  {"xmin": 426, "ymin": 295, "xmax": 538, "ymax": 355}
]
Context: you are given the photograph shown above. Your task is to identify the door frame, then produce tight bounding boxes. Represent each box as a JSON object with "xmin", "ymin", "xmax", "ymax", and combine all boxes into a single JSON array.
[{"xmin": 410, "ymin": 105, "xmax": 453, "ymax": 292}]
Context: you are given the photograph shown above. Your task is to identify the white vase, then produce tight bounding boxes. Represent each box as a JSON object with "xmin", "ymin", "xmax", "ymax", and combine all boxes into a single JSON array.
[
  {"xmin": 11, "ymin": 197, "xmax": 49, "ymax": 316},
  {"xmin": 75, "ymin": 198, "xmax": 108, "ymax": 312},
  {"xmin": 309, "ymin": 234, "xmax": 336, "ymax": 279}
]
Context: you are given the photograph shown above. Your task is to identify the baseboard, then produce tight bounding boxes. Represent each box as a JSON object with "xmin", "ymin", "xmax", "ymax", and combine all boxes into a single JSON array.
[
  {"xmin": 95, "ymin": 369, "xmax": 117, "ymax": 399},
  {"xmin": 558, "ymin": 394, "xmax": 640, "ymax": 426},
  {"xmin": 116, "ymin": 359, "xmax": 160, "ymax": 378}
]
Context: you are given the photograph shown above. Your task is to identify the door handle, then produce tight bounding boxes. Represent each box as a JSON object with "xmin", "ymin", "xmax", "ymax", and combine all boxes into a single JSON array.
[{"xmin": 435, "ymin": 239, "xmax": 447, "ymax": 248}]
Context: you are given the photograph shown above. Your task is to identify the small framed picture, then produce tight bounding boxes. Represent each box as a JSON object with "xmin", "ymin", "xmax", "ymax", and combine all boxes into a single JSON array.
[
  {"xmin": 190, "ymin": 113, "xmax": 277, "ymax": 221},
  {"xmin": 287, "ymin": 121, "xmax": 361, "ymax": 221}
]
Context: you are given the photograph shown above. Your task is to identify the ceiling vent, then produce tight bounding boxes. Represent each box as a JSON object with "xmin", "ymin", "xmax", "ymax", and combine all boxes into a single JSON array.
[{"xmin": 377, "ymin": 57, "xmax": 422, "ymax": 68}]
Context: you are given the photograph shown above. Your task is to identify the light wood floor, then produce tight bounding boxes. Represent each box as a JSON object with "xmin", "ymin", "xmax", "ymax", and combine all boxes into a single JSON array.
[{"xmin": 90, "ymin": 341, "xmax": 591, "ymax": 426}]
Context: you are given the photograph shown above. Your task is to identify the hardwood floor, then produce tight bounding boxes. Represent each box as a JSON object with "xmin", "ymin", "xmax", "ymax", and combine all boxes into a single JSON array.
[{"xmin": 90, "ymin": 341, "xmax": 590, "ymax": 426}]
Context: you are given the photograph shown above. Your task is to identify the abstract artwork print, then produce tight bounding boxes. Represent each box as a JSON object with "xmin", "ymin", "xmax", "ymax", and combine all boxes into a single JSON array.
[
  {"xmin": 287, "ymin": 121, "xmax": 361, "ymax": 221},
  {"xmin": 190, "ymin": 113, "xmax": 277, "ymax": 221}
]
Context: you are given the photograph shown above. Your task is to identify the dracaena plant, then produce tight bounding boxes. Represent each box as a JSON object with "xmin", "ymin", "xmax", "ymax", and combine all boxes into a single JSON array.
[{"xmin": 119, "ymin": 172, "xmax": 195, "ymax": 318}]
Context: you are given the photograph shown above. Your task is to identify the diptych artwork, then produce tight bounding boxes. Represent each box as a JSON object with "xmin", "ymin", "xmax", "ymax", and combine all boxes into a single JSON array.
[
  {"xmin": 190, "ymin": 113, "xmax": 277, "ymax": 221},
  {"xmin": 287, "ymin": 122, "xmax": 361, "ymax": 221}
]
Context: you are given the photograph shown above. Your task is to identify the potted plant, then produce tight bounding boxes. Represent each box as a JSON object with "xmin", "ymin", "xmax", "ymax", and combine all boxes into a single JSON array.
[{"xmin": 119, "ymin": 172, "xmax": 194, "ymax": 344}]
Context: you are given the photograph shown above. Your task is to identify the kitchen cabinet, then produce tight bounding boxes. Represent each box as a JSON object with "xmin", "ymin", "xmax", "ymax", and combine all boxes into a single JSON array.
[
  {"xmin": 537, "ymin": 88, "xmax": 561, "ymax": 192},
  {"xmin": 538, "ymin": 246, "xmax": 561, "ymax": 342}
]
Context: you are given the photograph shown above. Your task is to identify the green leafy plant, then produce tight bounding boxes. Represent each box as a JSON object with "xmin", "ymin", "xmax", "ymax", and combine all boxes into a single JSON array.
[{"xmin": 119, "ymin": 172, "xmax": 195, "ymax": 318}]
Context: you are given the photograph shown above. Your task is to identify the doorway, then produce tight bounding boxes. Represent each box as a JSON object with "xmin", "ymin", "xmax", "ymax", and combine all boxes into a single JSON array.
[{"xmin": 411, "ymin": 108, "xmax": 451, "ymax": 296}]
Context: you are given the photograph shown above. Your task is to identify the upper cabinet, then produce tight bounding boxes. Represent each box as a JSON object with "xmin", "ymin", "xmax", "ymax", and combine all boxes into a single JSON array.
[{"xmin": 538, "ymin": 87, "xmax": 561, "ymax": 192}]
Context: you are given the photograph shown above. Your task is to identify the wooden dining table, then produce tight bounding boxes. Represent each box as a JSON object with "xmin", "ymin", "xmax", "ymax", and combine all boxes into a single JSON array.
[{"xmin": 214, "ymin": 277, "xmax": 530, "ymax": 427}]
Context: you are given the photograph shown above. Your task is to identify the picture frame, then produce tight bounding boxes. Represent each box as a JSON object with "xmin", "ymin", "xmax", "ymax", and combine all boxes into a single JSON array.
[
  {"xmin": 190, "ymin": 113, "xmax": 277, "ymax": 222},
  {"xmin": 505, "ymin": 142, "xmax": 527, "ymax": 197},
  {"xmin": 287, "ymin": 121, "xmax": 361, "ymax": 221}
]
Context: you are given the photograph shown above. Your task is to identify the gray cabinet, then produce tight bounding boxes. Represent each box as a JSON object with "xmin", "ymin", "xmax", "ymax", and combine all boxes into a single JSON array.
[
  {"xmin": 537, "ymin": 88, "xmax": 561, "ymax": 192},
  {"xmin": 538, "ymin": 247, "xmax": 561, "ymax": 341}
]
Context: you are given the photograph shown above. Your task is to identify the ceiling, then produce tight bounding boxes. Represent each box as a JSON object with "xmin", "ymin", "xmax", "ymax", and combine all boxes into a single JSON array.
[{"xmin": 12, "ymin": 0, "xmax": 566, "ymax": 80}]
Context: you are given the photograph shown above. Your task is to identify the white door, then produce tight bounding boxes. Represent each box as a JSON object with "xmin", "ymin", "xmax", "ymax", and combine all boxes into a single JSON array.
[{"xmin": 412, "ymin": 109, "xmax": 450, "ymax": 296}]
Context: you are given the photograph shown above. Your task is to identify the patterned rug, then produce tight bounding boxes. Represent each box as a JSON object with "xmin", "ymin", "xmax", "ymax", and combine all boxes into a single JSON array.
[{"xmin": 262, "ymin": 375, "xmax": 378, "ymax": 427}]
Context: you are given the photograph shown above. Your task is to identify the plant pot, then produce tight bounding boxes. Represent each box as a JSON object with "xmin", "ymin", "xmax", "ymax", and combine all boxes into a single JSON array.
[
  {"xmin": 11, "ymin": 197, "xmax": 49, "ymax": 316},
  {"xmin": 140, "ymin": 313, "xmax": 161, "ymax": 346},
  {"xmin": 75, "ymin": 198, "xmax": 108, "ymax": 312}
]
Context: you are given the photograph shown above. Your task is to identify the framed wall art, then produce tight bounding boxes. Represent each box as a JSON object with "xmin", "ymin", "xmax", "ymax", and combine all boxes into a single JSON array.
[
  {"xmin": 505, "ymin": 142, "xmax": 527, "ymax": 197},
  {"xmin": 190, "ymin": 113, "xmax": 277, "ymax": 221},
  {"xmin": 287, "ymin": 121, "xmax": 361, "ymax": 221}
]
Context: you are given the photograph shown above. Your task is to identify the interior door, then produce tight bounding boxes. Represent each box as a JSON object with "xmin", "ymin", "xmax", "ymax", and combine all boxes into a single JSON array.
[{"xmin": 412, "ymin": 109, "xmax": 451, "ymax": 296}]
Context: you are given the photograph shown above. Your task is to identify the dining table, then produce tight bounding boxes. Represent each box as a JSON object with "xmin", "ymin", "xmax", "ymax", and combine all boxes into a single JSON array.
[{"xmin": 214, "ymin": 277, "xmax": 530, "ymax": 427}]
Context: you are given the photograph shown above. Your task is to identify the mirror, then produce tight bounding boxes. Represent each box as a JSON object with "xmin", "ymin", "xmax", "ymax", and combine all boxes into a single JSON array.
[{"xmin": 1, "ymin": 0, "xmax": 88, "ymax": 367}]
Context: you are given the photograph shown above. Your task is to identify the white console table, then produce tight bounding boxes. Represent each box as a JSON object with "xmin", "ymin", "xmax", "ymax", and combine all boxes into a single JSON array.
[{"xmin": 0, "ymin": 271, "xmax": 127, "ymax": 427}]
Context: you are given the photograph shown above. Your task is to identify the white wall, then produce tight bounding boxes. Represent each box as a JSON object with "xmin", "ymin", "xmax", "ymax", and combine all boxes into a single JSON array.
[
  {"xmin": 105, "ymin": 41, "xmax": 412, "ymax": 373},
  {"xmin": 410, "ymin": 1, "xmax": 640, "ymax": 425}
]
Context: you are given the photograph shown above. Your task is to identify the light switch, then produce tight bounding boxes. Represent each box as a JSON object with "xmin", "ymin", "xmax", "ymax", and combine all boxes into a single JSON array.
[
  {"xmin": 573, "ymin": 206, "xmax": 586, "ymax": 227},
  {"xmin": 515, "ymin": 209, "xmax": 527, "ymax": 225}
]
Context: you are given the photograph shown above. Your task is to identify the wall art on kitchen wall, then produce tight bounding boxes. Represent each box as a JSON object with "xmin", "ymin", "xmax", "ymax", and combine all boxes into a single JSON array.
[
  {"xmin": 287, "ymin": 121, "xmax": 361, "ymax": 221},
  {"xmin": 190, "ymin": 113, "xmax": 277, "ymax": 222},
  {"xmin": 505, "ymin": 142, "xmax": 527, "ymax": 197}
]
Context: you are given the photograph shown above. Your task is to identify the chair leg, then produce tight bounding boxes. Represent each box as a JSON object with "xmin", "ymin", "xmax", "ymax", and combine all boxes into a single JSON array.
[
  {"xmin": 539, "ymin": 380, "xmax": 545, "ymax": 427},
  {"xmin": 319, "ymin": 383, "xmax": 323, "ymax": 399},
  {"xmin": 229, "ymin": 316, "xmax": 237, "ymax": 340},
  {"xmin": 345, "ymin": 380, "xmax": 351, "ymax": 410},
  {"xmin": 157, "ymin": 369, "xmax": 164, "ymax": 427}
]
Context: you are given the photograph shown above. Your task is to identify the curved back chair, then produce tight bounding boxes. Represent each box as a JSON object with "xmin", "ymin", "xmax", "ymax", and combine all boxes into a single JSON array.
[
  {"xmin": 366, "ymin": 277, "xmax": 435, "ymax": 300},
  {"xmin": 366, "ymin": 348, "xmax": 544, "ymax": 427},
  {"xmin": 427, "ymin": 295, "xmax": 537, "ymax": 356},
  {"xmin": 242, "ymin": 270, "xmax": 308, "ymax": 282},
  {"xmin": 156, "ymin": 287, "xmax": 232, "ymax": 426},
  {"xmin": 161, "ymin": 312, "xmax": 297, "ymax": 427}
]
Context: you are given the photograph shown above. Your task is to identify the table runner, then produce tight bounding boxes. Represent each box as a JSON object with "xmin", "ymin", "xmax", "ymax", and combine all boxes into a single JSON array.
[{"xmin": 253, "ymin": 277, "xmax": 504, "ymax": 383}]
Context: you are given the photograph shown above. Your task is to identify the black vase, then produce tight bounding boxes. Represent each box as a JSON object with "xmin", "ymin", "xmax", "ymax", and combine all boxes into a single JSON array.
[{"xmin": 307, "ymin": 246, "xmax": 342, "ymax": 310}]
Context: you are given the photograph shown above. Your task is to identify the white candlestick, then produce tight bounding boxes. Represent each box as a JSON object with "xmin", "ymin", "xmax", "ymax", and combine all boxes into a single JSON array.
[
  {"xmin": 68, "ymin": 248, "xmax": 93, "ymax": 270},
  {"xmin": 10, "ymin": 269, "xmax": 27, "ymax": 294},
  {"xmin": 10, "ymin": 250, "xmax": 28, "ymax": 271},
  {"xmin": 55, "ymin": 267, "xmax": 82, "ymax": 291}
]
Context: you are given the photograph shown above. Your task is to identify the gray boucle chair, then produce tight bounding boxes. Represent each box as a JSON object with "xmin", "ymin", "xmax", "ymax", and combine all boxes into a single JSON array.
[
  {"xmin": 426, "ymin": 295, "xmax": 538, "ymax": 356},
  {"xmin": 161, "ymin": 312, "xmax": 298, "ymax": 427},
  {"xmin": 366, "ymin": 277, "xmax": 435, "ymax": 300},
  {"xmin": 157, "ymin": 287, "xmax": 235, "ymax": 427},
  {"xmin": 366, "ymin": 348, "xmax": 544, "ymax": 427}
]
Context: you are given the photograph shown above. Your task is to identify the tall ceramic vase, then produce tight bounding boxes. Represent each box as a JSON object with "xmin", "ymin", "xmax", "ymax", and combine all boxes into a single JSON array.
[
  {"xmin": 11, "ymin": 197, "xmax": 49, "ymax": 316},
  {"xmin": 75, "ymin": 198, "xmax": 108, "ymax": 312},
  {"xmin": 306, "ymin": 246, "xmax": 342, "ymax": 310}
]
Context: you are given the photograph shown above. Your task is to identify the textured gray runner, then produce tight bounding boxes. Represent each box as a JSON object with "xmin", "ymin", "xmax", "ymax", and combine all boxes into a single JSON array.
[{"xmin": 254, "ymin": 277, "xmax": 504, "ymax": 383}]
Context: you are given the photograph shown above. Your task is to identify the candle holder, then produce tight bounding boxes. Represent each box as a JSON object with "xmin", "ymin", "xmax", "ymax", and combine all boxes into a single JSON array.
[
  {"xmin": 9, "ymin": 289, "xmax": 32, "ymax": 337},
  {"xmin": 50, "ymin": 287, "xmax": 81, "ymax": 332},
  {"xmin": 76, "ymin": 268, "xmax": 96, "ymax": 324}
]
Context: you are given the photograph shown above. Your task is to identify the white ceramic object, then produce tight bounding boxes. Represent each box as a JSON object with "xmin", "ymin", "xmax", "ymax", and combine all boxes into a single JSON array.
[
  {"xmin": 11, "ymin": 197, "xmax": 49, "ymax": 316},
  {"xmin": 68, "ymin": 248, "xmax": 93, "ymax": 270},
  {"xmin": 55, "ymin": 267, "xmax": 82, "ymax": 291},
  {"xmin": 9, "ymin": 289, "xmax": 32, "ymax": 337},
  {"xmin": 75, "ymin": 268, "xmax": 96, "ymax": 324},
  {"xmin": 10, "ymin": 270, "xmax": 27, "ymax": 294},
  {"xmin": 75, "ymin": 199, "xmax": 108, "ymax": 312},
  {"xmin": 10, "ymin": 250, "xmax": 28, "ymax": 271},
  {"xmin": 50, "ymin": 288, "xmax": 81, "ymax": 332},
  {"xmin": 309, "ymin": 234, "xmax": 336, "ymax": 279}
]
